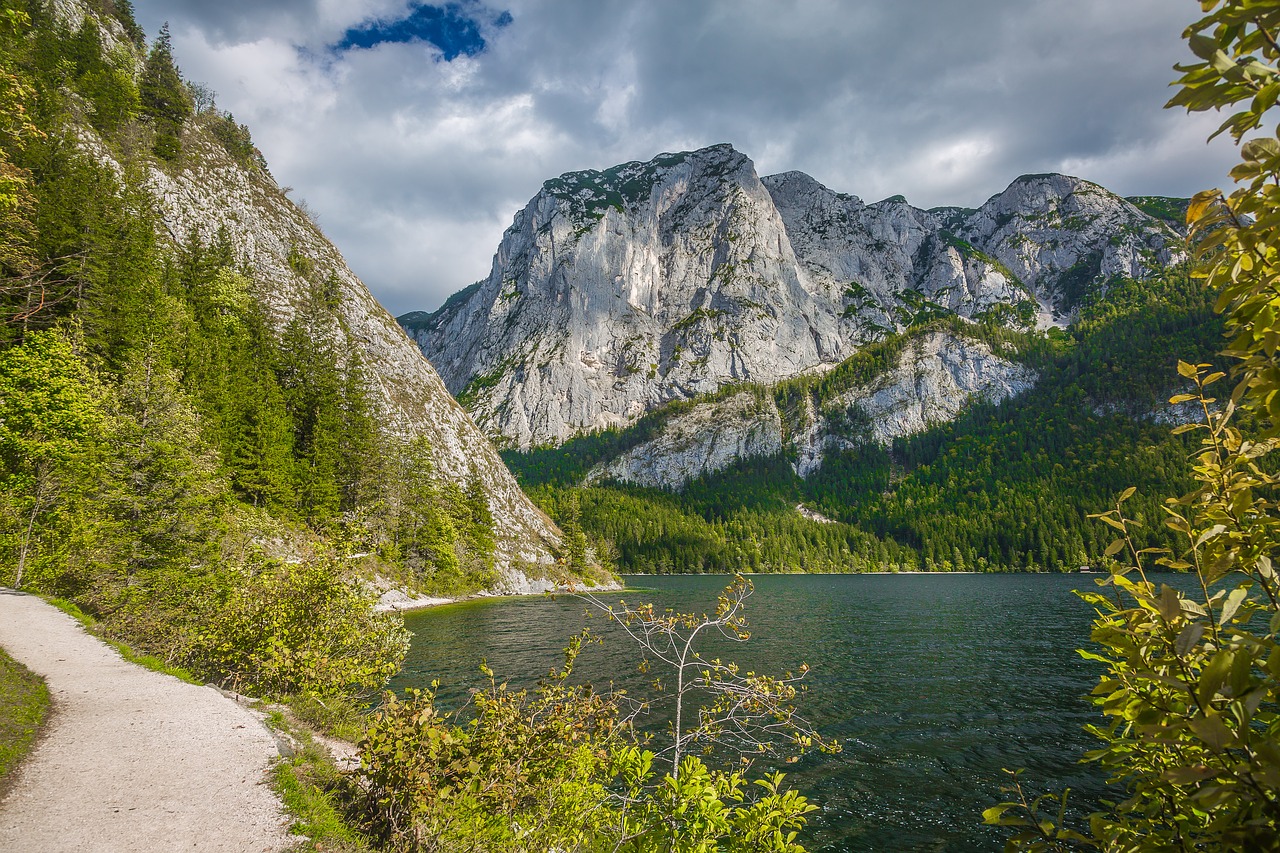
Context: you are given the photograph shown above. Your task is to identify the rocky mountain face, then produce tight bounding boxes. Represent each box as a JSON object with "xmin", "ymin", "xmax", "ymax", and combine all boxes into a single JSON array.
[
  {"xmin": 404, "ymin": 145, "xmax": 1183, "ymax": 455},
  {"xmin": 60, "ymin": 6, "xmax": 564, "ymax": 591},
  {"xmin": 581, "ymin": 330, "xmax": 1036, "ymax": 489},
  {"xmin": 585, "ymin": 389, "xmax": 784, "ymax": 491}
]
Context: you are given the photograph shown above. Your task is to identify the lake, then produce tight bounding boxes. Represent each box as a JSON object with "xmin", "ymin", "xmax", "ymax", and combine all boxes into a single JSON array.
[{"xmin": 390, "ymin": 573, "xmax": 1136, "ymax": 852}]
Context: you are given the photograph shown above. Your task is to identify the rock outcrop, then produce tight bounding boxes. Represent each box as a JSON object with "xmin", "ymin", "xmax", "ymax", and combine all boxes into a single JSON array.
[
  {"xmin": 585, "ymin": 390, "xmax": 783, "ymax": 490},
  {"xmin": 405, "ymin": 145, "xmax": 1182, "ymax": 450},
  {"xmin": 792, "ymin": 331, "xmax": 1037, "ymax": 478},
  {"xmin": 585, "ymin": 330, "xmax": 1034, "ymax": 489}
]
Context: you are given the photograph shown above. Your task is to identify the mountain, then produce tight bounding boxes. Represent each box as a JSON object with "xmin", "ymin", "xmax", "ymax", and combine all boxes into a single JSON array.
[
  {"xmin": 402, "ymin": 144, "xmax": 1184, "ymax": 452},
  {"xmin": 503, "ymin": 270, "xmax": 1219, "ymax": 574},
  {"xmin": 4, "ymin": 0, "xmax": 573, "ymax": 594},
  {"xmin": 123, "ymin": 110, "xmax": 565, "ymax": 590}
]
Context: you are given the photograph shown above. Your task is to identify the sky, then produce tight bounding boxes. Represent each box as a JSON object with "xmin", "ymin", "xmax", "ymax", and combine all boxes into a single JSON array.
[{"xmin": 129, "ymin": 1, "xmax": 1240, "ymax": 317}]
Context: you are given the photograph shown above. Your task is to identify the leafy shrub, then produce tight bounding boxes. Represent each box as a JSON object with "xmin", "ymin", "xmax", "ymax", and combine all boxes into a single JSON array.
[
  {"xmin": 355, "ymin": 586, "xmax": 828, "ymax": 852},
  {"xmin": 357, "ymin": 636, "xmax": 625, "ymax": 851},
  {"xmin": 192, "ymin": 555, "xmax": 409, "ymax": 698},
  {"xmin": 987, "ymin": 2, "xmax": 1280, "ymax": 846}
]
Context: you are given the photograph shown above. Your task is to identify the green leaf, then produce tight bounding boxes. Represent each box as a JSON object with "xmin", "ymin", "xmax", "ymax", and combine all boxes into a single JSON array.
[
  {"xmin": 1199, "ymin": 650, "xmax": 1235, "ymax": 706},
  {"xmin": 1195, "ymin": 524, "xmax": 1228, "ymax": 548},
  {"xmin": 1242, "ymin": 137, "xmax": 1280, "ymax": 161},
  {"xmin": 1176, "ymin": 622, "xmax": 1206, "ymax": 656},
  {"xmin": 1219, "ymin": 586, "xmax": 1248, "ymax": 625},
  {"xmin": 1189, "ymin": 714, "xmax": 1234, "ymax": 751},
  {"xmin": 1162, "ymin": 765, "xmax": 1220, "ymax": 784},
  {"xmin": 1188, "ymin": 33, "xmax": 1220, "ymax": 61}
]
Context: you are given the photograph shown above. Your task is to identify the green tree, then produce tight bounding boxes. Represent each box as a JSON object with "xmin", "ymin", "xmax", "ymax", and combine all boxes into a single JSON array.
[
  {"xmin": 0, "ymin": 327, "xmax": 104, "ymax": 588},
  {"xmin": 139, "ymin": 23, "xmax": 191, "ymax": 160},
  {"xmin": 557, "ymin": 489, "xmax": 588, "ymax": 574},
  {"xmin": 90, "ymin": 348, "xmax": 221, "ymax": 610},
  {"xmin": 987, "ymin": 2, "xmax": 1280, "ymax": 848}
]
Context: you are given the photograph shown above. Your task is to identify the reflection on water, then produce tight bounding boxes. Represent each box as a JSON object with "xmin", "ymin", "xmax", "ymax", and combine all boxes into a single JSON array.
[{"xmin": 390, "ymin": 573, "xmax": 1161, "ymax": 852}]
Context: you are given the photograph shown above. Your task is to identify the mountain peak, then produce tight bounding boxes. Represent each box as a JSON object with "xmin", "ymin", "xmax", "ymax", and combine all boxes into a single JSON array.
[{"xmin": 404, "ymin": 149, "xmax": 1185, "ymax": 448}]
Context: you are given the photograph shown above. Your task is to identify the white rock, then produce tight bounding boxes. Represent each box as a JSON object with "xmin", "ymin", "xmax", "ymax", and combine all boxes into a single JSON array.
[
  {"xmin": 586, "ymin": 390, "xmax": 783, "ymax": 490},
  {"xmin": 407, "ymin": 148, "xmax": 1181, "ymax": 451},
  {"xmin": 819, "ymin": 331, "xmax": 1037, "ymax": 448}
]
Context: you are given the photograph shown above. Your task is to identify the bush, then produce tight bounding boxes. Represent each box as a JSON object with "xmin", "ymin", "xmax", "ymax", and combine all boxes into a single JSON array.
[
  {"xmin": 357, "ymin": 636, "xmax": 624, "ymax": 852},
  {"xmin": 354, "ymin": 587, "xmax": 828, "ymax": 852},
  {"xmin": 986, "ymin": 3, "xmax": 1280, "ymax": 847},
  {"xmin": 191, "ymin": 554, "xmax": 409, "ymax": 698}
]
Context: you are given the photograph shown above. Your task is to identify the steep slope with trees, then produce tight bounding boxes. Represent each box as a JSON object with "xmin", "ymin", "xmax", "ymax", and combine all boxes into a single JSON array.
[
  {"xmin": 504, "ymin": 269, "xmax": 1222, "ymax": 574},
  {"xmin": 0, "ymin": 0, "xmax": 602, "ymax": 706}
]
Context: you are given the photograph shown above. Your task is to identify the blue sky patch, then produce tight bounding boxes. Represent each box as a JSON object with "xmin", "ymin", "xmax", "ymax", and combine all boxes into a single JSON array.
[{"xmin": 336, "ymin": 3, "xmax": 510, "ymax": 61}]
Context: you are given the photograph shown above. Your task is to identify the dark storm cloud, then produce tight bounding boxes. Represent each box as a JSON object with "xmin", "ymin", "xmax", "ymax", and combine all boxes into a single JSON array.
[{"xmin": 129, "ymin": 1, "xmax": 1238, "ymax": 316}]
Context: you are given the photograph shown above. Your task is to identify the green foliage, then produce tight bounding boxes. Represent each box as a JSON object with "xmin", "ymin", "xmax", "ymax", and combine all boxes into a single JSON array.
[
  {"xmin": 205, "ymin": 111, "xmax": 266, "ymax": 172},
  {"xmin": 106, "ymin": 0, "xmax": 146, "ymax": 48},
  {"xmin": 1124, "ymin": 196, "xmax": 1189, "ymax": 226},
  {"xmin": 139, "ymin": 23, "xmax": 191, "ymax": 159},
  {"xmin": 356, "ymin": 626, "xmax": 823, "ymax": 852},
  {"xmin": 0, "ymin": 11, "xmax": 496, "ymax": 711},
  {"xmin": 617, "ymin": 757, "xmax": 816, "ymax": 853},
  {"xmin": 0, "ymin": 327, "xmax": 106, "ymax": 588},
  {"xmin": 986, "ymin": 4, "xmax": 1280, "ymax": 847},
  {"xmin": 18, "ymin": 9, "xmax": 140, "ymax": 138},
  {"xmin": 556, "ymin": 489, "xmax": 589, "ymax": 573},
  {"xmin": 507, "ymin": 271, "xmax": 1218, "ymax": 575},
  {"xmin": 272, "ymin": 728, "xmax": 375, "ymax": 853},
  {"xmin": 358, "ymin": 640, "xmax": 624, "ymax": 851},
  {"xmin": 0, "ymin": 645, "xmax": 49, "ymax": 788},
  {"xmin": 0, "ymin": 327, "xmax": 104, "ymax": 472},
  {"xmin": 191, "ymin": 554, "xmax": 410, "ymax": 698}
]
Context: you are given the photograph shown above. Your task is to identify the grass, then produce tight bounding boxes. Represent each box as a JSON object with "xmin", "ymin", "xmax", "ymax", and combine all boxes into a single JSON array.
[
  {"xmin": 264, "ymin": 710, "xmax": 374, "ymax": 852},
  {"xmin": 285, "ymin": 693, "xmax": 368, "ymax": 743},
  {"xmin": 0, "ymin": 646, "xmax": 50, "ymax": 793}
]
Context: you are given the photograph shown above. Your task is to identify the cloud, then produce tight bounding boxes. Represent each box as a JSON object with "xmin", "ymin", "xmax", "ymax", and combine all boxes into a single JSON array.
[{"xmin": 129, "ymin": 1, "xmax": 1240, "ymax": 316}]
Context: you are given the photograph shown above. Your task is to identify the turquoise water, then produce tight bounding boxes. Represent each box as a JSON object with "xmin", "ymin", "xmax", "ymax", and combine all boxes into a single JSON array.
[{"xmin": 390, "ymin": 573, "xmax": 1140, "ymax": 851}]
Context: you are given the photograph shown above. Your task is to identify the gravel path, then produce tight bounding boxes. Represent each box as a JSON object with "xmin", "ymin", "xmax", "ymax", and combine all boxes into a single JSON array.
[{"xmin": 0, "ymin": 590, "xmax": 293, "ymax": 852}]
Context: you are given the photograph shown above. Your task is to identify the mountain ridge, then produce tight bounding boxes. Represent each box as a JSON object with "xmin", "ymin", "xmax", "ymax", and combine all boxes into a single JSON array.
[
  {"xmin": 402, "ymin": 143, "xmax": 1185, "ymax": 453},
  {"xmin": 28, "ymin": 0, "xmax": 575, "ymax": 593}
]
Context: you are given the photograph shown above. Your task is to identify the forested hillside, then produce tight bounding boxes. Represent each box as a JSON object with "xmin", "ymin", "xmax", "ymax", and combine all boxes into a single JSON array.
[
  {"xmin": 0, "ymin": 0, "xmax": 595, "ymax": 701},
  {"xmin": 507, "ymin": 269, "xmax": 1222, "ymax": 573}
]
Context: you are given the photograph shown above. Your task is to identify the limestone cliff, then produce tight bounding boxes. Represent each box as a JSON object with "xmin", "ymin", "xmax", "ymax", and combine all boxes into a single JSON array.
[
  {"xmin": 583, "ymin": 330, "xmax": 1034, "ymax": 489},
  {"xmin": 585, "ymin": 390, "xmax": 783, "ymax": 490},
  {"xmin": 792, "ymin": 331, "xmax": 1036, "ymax": 478},
  {"xmin": 405, "ymin": 145, "xmax": 1182, "ymax": 452}
]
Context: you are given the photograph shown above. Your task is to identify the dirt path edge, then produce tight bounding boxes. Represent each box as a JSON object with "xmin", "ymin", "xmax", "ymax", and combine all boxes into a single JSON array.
[{"xmin": 0, "ymin": 589, "xmax": 293, "ymax": 853}]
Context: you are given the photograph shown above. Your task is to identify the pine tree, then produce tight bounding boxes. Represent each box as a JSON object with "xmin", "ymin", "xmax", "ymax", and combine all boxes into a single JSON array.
[{"xmin": 139, "ymin": 24, "xmax": 191, "ymax": 160}]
